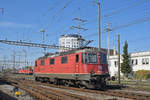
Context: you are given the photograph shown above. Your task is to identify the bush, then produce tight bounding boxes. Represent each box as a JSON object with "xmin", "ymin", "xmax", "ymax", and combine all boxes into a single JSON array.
[{"xmin": 133, "ymin": 70, "xmax": 150, "ymax": 80}]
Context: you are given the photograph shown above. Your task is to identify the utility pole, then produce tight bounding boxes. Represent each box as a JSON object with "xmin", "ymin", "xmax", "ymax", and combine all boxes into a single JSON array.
[
  {"xmin": 40, "ymin": 29, "xmax": 46, "ymax": 53},
  {"xmin": 78, "ymin": 9, "xmax": 81, "ymax": 39},
  {"xmin": 40, "ymin": 29, "xmax": 45, "ymax": 45},
  {"xmin": 71, "ymin": 8, "xmax": 87, "ymax": 47},
  {"xmin": 18, "ymin": 52, "xmax": 21, "ymax": 69},
  {"xmin": 3, "ymin": 55, "xmax": 6, "ymax": 71},
  {"xmin": 13, "ymin": 50, "xmax": 16, "ymax": 70},
  {"xmin": 106, "ymin": 23, "xmax": 111, "ymax": 71},
  {"xmin": 117, "ymin": 34, "xmax": 121, "ymax": 84},
  {"xmin": 23, "ymin": 49, "xmax": 27, "ymax": 67},
  {"xmin": 98, "ymin": 2, "xmax": 101, "ymax": 51},
  {"xmin": 0, "ymin": 8, "xmax": 4, "ymax": 16}
]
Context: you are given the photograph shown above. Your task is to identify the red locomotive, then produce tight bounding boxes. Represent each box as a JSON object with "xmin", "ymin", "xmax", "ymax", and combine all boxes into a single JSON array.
[
  {"xmin": 18, "ymin": 67, "xmax": 33, "ymax": 75},
  {"xmin": 34, "ymin": 48, "xmax": 109, "ymax": 89}
]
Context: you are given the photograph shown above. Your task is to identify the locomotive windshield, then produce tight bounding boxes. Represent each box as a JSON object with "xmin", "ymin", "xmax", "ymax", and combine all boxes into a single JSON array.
[
  {"xmin": 82, "ymin": 53, "xmax": 98, "ymax": 64},
  {"xmin": 88, "ymin": 53, "xmax": 98, "ymax": 63}
]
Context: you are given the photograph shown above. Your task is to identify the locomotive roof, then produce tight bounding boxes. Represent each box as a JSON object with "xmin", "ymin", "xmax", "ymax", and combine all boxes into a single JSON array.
[{"xmin": 38, "ymin": 47, "xmax": 106, "ymax": 59}]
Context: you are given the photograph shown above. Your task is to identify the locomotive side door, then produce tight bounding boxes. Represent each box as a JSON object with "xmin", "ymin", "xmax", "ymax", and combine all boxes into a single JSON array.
[{"xmin": 75, "ymin": 54, "xmax": 79, "ymax": 73}]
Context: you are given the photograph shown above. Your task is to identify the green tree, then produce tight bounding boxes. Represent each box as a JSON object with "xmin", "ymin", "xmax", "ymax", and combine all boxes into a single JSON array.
[{"xmin": 121, "ymin": 41, "xmax": 132, "ymax": 77}]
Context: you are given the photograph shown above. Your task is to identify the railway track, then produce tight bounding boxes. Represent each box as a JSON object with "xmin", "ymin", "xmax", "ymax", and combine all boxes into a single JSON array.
[
  {"xmin": 4, "ymin": 77, "xmax": 150, "ymax": 100},
  {"xmin": 4, "ymin": 77, "xmax": 96, "ymax": 100},
  {"xmin": 29, "ymin": 79, "xmax": 150, "ymax": 100}
]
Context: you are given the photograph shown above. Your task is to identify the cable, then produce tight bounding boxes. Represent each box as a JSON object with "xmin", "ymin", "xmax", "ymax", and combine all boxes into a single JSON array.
[
  {"xmin": 128, "ymin": 36, "xmax": 150, "ymax": 44},
  {"xmin": 44, "ymin": 0, "xmax": 73, "ymax": 30},
  {"xmin": 104, "ymin": 0, "xmax": 150, "ymax": 17},
  {"xmin": 102, "ymin": 0, "xmax": 136, "ymax": 12},
  {"xmin": 84, "ymin": 14, "xmax": 150, "ymax": 38},
  {"xmin": 112, "ymin": 15, "xmax": 150, "ymax": 31}
]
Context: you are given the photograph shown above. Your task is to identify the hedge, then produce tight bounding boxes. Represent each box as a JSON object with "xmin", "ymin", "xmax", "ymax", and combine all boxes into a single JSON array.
[{"xmin": 133, "ymin": 70, "xmax": 150, "ymax": 80}]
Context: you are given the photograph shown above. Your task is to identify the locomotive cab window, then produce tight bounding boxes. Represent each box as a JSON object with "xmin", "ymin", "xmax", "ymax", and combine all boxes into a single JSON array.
[
  {"xmin": 50, "ymin": 58, "xmax": 55, "ymax": 65},
  {"xmin": 40, "ymin": 59, "xmax": 45, "ymax": 66},
  {"xmin": 76, "ymin": 54, "xmax": 79, "ymax": 63},
  {"xmin": 61, "ymin": 56, "xmax": 68, "ymax": 64},
  {"xmin": 82, "ymin": 53, "xmax": 98, "ymax": 64},
  {"xmin": 88, "ymin": 53, "xmax": 98, "ymax": 64}
]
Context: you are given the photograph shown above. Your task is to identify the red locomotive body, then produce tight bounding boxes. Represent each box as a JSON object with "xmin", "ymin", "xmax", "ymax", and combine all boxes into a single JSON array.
[{"xmin": 34, "ymin": 48, "xmax": 109, "ymax": 89}]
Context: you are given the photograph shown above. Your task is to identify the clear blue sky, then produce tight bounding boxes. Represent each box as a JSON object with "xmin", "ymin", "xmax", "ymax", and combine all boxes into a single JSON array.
[{"xmin": 0, "ymin": 0, "xmax": 150, "ymax": 67}]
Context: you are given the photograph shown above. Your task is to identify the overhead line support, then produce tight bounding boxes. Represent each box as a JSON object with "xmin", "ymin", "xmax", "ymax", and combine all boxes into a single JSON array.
[{"xmin": 98, "ymin": 2, "xmax": 101, "ymax": 51}]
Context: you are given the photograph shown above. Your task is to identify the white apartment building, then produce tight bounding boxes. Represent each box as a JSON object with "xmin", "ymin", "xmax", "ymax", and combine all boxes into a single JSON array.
[
  {"xmin": 59, "ymin": 34, "xmax": 84, "ymax": 52},
  {"xmin": 108, "ymin": 51, "xmax": 150, "ymax": 77}
]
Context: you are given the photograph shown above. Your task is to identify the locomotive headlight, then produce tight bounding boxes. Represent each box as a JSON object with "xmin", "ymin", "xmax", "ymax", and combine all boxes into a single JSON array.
[{"xmin": 98, "ymin": 66, "xmax": 103, "ymax": 71}]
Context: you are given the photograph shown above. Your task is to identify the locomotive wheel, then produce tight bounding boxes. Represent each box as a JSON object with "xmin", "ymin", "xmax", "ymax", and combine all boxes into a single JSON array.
[
  {"xmin": 64, "ymin": 82, "xmax": 70, "ymax": 87},
  {"xmin": 79, "ymin": 85, "xmax": 87, "ymax": 89},
  {"xmin": 64, "ymin": 80, "xmax": 70, "ymax": 87},
  {"xmin": 35, "ymin": 77, "xmax": 38, "ymax": 81},
  {"xmin": 54, "ymin": 79, "xmax": 58, "ymax": 85}
]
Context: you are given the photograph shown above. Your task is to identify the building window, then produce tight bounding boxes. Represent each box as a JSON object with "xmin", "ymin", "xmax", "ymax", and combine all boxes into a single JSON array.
[
  {"xmin": 50, "ymin": 58, "xmax": 55, "ymax": 65},
  {"xmin": 142, "ymin": 59, "xmax": 145, "ymax": 64},
  {"xmin": 135, "ymin": 59, "xmax": 138, "ymax": 65},
  {"xmin": 40, "ymin": 59, "xmax": 45, "ymax": 66},
  {"xmin": 114, "ymin": 61, "xmax": 118, "ymax": 67},
  {"xmin": 142, "ymin": 58, "xmax": 149, "ymax": 65},
  {"xmin": 61, "ymin": 56, "xmax": 68, "ymax": 64},
  {"xmin": 146, "ymin": 59, "xmax": 149, "ymax": 64},
  {"xmin": 131, "ymin": 60, "xmax": 134, "ymax": 65},
  {"xmin": 131, "ymin": 59, "xmax": 138, "ymax": 65}
]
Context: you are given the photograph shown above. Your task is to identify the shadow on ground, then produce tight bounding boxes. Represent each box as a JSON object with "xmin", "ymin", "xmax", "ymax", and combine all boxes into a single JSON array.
[
  {"xmin": 105, "ymin": 84, "xmax": 127, "ymax": 90},
  {"xmin": 0, "ymin": 90, "xmax": 18, "ymax": 100},
  {"xmin": 0, "ymin": 78, "xmax": 18, "ymax": 100}
]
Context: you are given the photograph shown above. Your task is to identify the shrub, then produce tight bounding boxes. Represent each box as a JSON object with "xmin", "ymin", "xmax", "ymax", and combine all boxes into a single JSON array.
[{"xmin": 133, "ymin": 70, "xmax": 150, "ymax": 80}]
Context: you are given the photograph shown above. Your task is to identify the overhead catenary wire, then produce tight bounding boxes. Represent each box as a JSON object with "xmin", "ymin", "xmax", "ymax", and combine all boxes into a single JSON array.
[
  {"xmin": 104, "ymin": 0, "xmax": 150, "ymax": 17},
  {"xmin": 112, "ymin": 15, "xmax": 150, "ymax": 31},
  {"xmin": 84, "ymin": 15, "xmax": 150, "ymax": 38},
  {"xmin": 26, "ymin": 0, "xmax": 73, "ymax": 46},
  {"xmin": 43, "ymin": 0, "xmax": 73, "ymax": 30},
  {"xmin": 81, "ymin": 0, "xmax": 150, "ymax": 39},
  {"xmin": 102, "ymin": 0, "xmax": 136, "ymax": 12}
]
